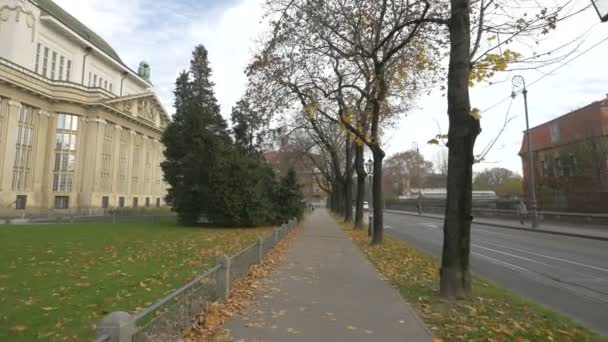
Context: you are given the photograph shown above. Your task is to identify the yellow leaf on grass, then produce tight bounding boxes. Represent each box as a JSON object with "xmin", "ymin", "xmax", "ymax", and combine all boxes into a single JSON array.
[
  {"xmin": 42, "ymin": 306, "xmax": 55, "ymax": 311},
  {"xmin": 10, "ymin": 325, "xmax": 27, "ymax": 333}
]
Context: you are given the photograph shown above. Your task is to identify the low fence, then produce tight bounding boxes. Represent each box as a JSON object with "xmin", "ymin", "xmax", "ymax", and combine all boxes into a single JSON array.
[{"xmin": 94, "ymin": 218, "xmax": 299, "ymax": 342}]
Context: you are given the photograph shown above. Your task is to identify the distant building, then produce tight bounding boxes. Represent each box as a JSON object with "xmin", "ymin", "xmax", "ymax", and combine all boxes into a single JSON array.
[
  {"xmin": 0, "ymin": 0, "xmax": 170, "ymax": 213},
  {"xmin": 263, "ymin": 151, "xmax": 326, "ymax": 205},
  {"xmin": 519, "ymin": 95, "xmax": 608, "ymax": 212}
]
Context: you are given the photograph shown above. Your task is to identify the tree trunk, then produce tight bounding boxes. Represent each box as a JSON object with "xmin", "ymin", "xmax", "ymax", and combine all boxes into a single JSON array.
[
  {"xmin": 440, "ymin": 0, "xmax": 480, "ymax": 299},
  {"xmin": 344, "ymin": 135, "xmax": 353, "ymax": 223},
  {"xmin": 354, "ymin": 144, "xmax": 365, "ymax": 229},
  {"xmin": 371, "ymin": 148, "xmax": 385, "ymax": 245}
]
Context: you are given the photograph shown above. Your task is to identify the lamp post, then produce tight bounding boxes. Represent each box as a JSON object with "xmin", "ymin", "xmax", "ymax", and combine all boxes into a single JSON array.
[
  {"xmin": 412, "ymin": 142, "xmax": 422, "ymax": 215},
  {"xmin": 512, "ymin": 75, "xmax": 539, "ymax": 228},
  {"xmin": 365, "ymin": 158, "xmax": 373, "ymax": 211},
  {"xmin": 365, "ymin": 158, "xmax": 374, "ymax": 237},
  {"xmin": 590, "ymin": 0, "xmax": 608, "ymax": 22}
]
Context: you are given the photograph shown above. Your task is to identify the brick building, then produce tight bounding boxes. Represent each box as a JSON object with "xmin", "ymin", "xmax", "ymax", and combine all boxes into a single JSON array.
[{"xmin": 519, "ymin": 95, "xmax": 608, "ymax": 212}]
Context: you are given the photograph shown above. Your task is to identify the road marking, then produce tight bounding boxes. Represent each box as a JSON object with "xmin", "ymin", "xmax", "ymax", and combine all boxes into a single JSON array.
[
  {"xmin": 474, "ymin": 239, "xmax": 608, "ymax": 274},
  {"xmin": 472, "ymin": 250, "xmax": 608, "ymax": 305}
]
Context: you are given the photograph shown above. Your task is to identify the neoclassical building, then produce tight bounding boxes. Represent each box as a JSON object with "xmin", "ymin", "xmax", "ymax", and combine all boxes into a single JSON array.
[{"xmin": 0, "ymin": 0, "xmax": 170, "ymax": 213}]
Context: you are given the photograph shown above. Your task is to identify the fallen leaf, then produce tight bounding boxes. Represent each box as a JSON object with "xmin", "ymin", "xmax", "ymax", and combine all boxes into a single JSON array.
[
  {"xmin": 10, "ymin": 325, "xmax": 27, "ymax": 333},
  {"xmin": 347, "ymin": 325, "xmax": 357, "ymax": 331}
]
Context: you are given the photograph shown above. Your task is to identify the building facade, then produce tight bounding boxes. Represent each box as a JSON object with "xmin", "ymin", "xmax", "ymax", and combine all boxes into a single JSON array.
[
  {"xmin": 519, "ymin": 96, "xmax": 608, "ymax": 212},
  {"xmin": 0, "ymin": 0, "xmax": 170, "ymax": 214}
]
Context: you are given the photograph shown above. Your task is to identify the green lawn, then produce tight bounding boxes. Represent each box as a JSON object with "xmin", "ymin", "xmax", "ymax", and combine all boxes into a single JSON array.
[{"xmin": 0, "ymin": 219, "xmax": 272, "ymax": 341}]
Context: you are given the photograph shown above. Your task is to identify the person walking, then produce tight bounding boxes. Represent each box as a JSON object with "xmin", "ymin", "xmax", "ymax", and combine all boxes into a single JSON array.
[{"xmin": 518, "ymin": 199, "xmax": 528, "ymax": 225}]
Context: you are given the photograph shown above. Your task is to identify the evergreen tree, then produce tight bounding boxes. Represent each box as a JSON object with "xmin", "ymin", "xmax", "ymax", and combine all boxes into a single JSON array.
[
  {"xmin": 161, "ymin": 45, "xmax": 229, "ymax": 224},
  {"xmin": 231, "ymin": 98, "xmax": 265, "ymax": 154},
  {"xmin": 162, "ymin": 44, "xmax": 306, "ymax": 226},
  {"xmin": 276, "ymin": 168, "xmax": 305, "ymax": 222}
]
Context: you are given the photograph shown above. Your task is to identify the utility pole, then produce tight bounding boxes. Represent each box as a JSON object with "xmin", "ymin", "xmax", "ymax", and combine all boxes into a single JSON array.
[
  {"xmin": 512, "ymin": 75, "xmax": 540, "ymax": 228},
  {"xmin": 413, "ymin": 142, "xmax": 422, "ymax": 215}
]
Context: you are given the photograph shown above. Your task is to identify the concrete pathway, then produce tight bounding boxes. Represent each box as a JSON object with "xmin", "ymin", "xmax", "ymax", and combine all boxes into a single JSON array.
[
  {"xmin": 385, "ymin": 209, "xmax": 608, "ymax": 240},
  {"xmin": 224, "ymin": 209, "xmax": 432, "ymax": 342}
]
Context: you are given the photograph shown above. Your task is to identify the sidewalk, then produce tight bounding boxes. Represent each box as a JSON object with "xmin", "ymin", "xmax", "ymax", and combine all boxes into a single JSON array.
[
  {"xmin": 224, "ymin": 210, "xmax": 432, "ymax": 342},
  {"xmin": 385, "ymin": 209, "xmax": 608, "ymax": 241}
]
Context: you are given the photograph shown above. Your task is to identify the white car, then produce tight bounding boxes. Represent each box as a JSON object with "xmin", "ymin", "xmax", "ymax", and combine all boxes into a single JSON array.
[{"xmin": 363, "ymin": 201, "xmax": 369, "ymax": 211}]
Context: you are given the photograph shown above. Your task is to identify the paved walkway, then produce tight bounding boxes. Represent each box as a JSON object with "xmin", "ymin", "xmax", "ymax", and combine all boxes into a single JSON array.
[
  {"xmin": 385, "ymin": 209, "xmax": 608, "ymax": 240},
  {"xmin": 224, "ymin": 209, "xmax": 432, "ymax": 342}
]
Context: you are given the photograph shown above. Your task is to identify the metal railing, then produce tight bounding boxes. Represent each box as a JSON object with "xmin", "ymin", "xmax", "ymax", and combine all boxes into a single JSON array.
[
  {"xmin": 94, "ymin": 218, "xmax": 299, "ymax": 342},
  {"xmin": 386, "ymin": 205, "xmax": 608, "ymax": 225},
  {"xmin": 0, "ymin": 211, "xmax": 176, "ymax": 225}
]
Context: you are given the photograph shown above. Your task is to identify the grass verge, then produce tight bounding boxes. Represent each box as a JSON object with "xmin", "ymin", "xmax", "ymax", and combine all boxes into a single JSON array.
[
  {"xmin": 337, "ymin": 220, "xmax": 603, "ymax": 342},
  {"xmin": 0, "ymin": 219, "xmax": 272, "ymax": 341}
]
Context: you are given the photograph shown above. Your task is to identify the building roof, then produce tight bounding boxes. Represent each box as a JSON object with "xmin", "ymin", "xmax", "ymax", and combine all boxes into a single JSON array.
[
  {"xmin": 519, "ymin": 96, "xmax": 608, "ymax": 155},
  {"xmin": 33, "ymin": 0, "xmax": 123, "ymax": 64}
]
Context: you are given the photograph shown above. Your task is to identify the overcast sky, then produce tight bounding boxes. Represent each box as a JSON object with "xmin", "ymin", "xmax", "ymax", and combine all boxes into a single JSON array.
[{"xmin": 55, "ymin": 0, "xmax": 608, "ymax": 175}]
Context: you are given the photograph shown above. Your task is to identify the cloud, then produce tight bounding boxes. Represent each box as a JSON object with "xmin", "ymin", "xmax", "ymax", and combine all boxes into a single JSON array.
[
  {"xmin": 53, "ymin": 0, "xmax": 264, "ymax": 118},
  {"xmin": 54, "ymin": 0, "xmax": 608, "ymax": 175}
]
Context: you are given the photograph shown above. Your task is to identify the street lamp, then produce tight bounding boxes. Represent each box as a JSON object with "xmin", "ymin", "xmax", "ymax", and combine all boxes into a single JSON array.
[
  {"xmin": 511, "ymin": 75, "xmax": 539, "ymax": 228},
  {"xmin": 412, "ymin": 142, "xmax": 422, "ymax": 215},
  {"xmin": 590, "ymin": 0, "xmax": 608, "ymax": 22},
  {"xmin": 365, "ymin": 158, "xmax": 373, "ymax": 212}
]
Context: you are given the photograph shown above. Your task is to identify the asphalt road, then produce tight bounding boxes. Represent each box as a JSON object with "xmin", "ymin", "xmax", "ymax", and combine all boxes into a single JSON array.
[{"xmin": 383, "ymin": 211, "xmax": 608, "ymax": 336}]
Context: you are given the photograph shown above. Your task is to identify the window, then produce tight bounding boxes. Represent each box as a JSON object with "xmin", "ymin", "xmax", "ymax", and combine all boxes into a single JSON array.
[
  {"xmin": 145, "ymin": 197, "xmax": 150, "ymax": 207},
  {"xmin": 102, "ymin": 196, "xmax": 109, "ymax": 209},
  {"xmin": 104, "ymin": 80, "xmax": 108, "ymax": 89},
  {"xmin": 100, "ymin": 124, "xmax": 114, "ymax": 192},
  {"xmin": 50, "ymin": 52, "xmax": 57, "ymax": 79},
  {"xmin": 99, "ymin": 77, "xmax": 103, "ymax": 88},
  {"xmin": 42, "ymin": 47, "xmax": 49, "ymax": 77},
  {"xmin": 54, "ymin": 196, "xmax": 69, "ymax": 209},
  {"xmin": 541, "ymin": 160, "xmax": 548, "ymax": 177},
  {"xmin": 88, "ymin": 72, "xmax": 92, "ymax": 86},
  {"xmin": 118, "ymin": 196, "xmax": 125, "ymax": 208},
  {"xmin": 12, "ymin": 105, "xmax": 35, "ymax": 191},
  {"xmin": 58, "ymin": 56, "xmax": 64, "ymax": 81},
  {"xmin": 66, "ymin": 60, "xmax": 72, "ymax": 81},
  {"xmin": 569, "ymin": 154, "xmax": 577, "ymax": 176},
  {"xmin": 93, "ymin": 75, "xmax": 97, "ymax": 87},
  {"xmin": 35, "ymin": 43, "xmax": 41, "ymax": 73},
  {"xmin": 156, "ymin": 198, "xmax": 160, "ymax": 207},
  {"xmin": 15, "ymin": 195, "xmax": 27, "ymax": 210},
  {"xmin": 133, "ymin": 197, "xmax": 139, "ymax": 208},
  {"xmin": 109, "ymin": 83, "xmax": 113, "ymax": 93},
  {"xmin": 550, "ymin": 124, "xmax": 560, "ymax": 144},
  {"xmin": 555, "ymin": 158, "xmax": 563, "ymax": 177},
  {"xmin": 52, "ymin": 114, "xmax": 79, "ymax": 192}
]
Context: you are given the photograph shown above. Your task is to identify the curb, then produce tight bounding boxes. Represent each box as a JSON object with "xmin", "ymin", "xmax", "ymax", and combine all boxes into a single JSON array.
[{"xmin": 384, "ymin": 210, "xmax": 608, "ymax": 242}]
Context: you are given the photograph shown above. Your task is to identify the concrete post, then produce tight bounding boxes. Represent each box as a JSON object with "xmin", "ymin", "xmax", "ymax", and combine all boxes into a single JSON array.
[
  {"xmin": 274, "ymin": 228, "xmax": 280, "ymax": 242},
  {"xmin": 257, "ymin": 237, "xmax": 264, "ymax": 263},
  {"xmin": 216, "ymin": 255, "xmax": 231, "ymax": 300},
  {"xmin": 368, "ymin": 215, "xmax": 373, "ymax": 237},
  {"xmin": 96, "ymin": 311, "xmax": 136, "ymax": 342}
]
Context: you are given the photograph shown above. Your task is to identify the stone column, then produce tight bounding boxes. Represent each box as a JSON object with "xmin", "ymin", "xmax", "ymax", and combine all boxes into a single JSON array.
[
  {"xmin": 0, "ymin": 100, "xmax": 22, "ymax": 196},
  {"xmin": 126, "ymin": 130, "xmax": 136, "ymax": 196},
  {"xmin": 79, "ymin": 118, "xmax": 106, "ymax": 208},
  {"xmin": 41, "ymin": 113, "xmax": 57, "ymax": 209},
  {"xmin": 141, "ymin": 135, "xmax": 149, "ymax": 202},
  {"xmin": 31, "ymin": 110, "xmax": 50, "ymax": 208}
]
